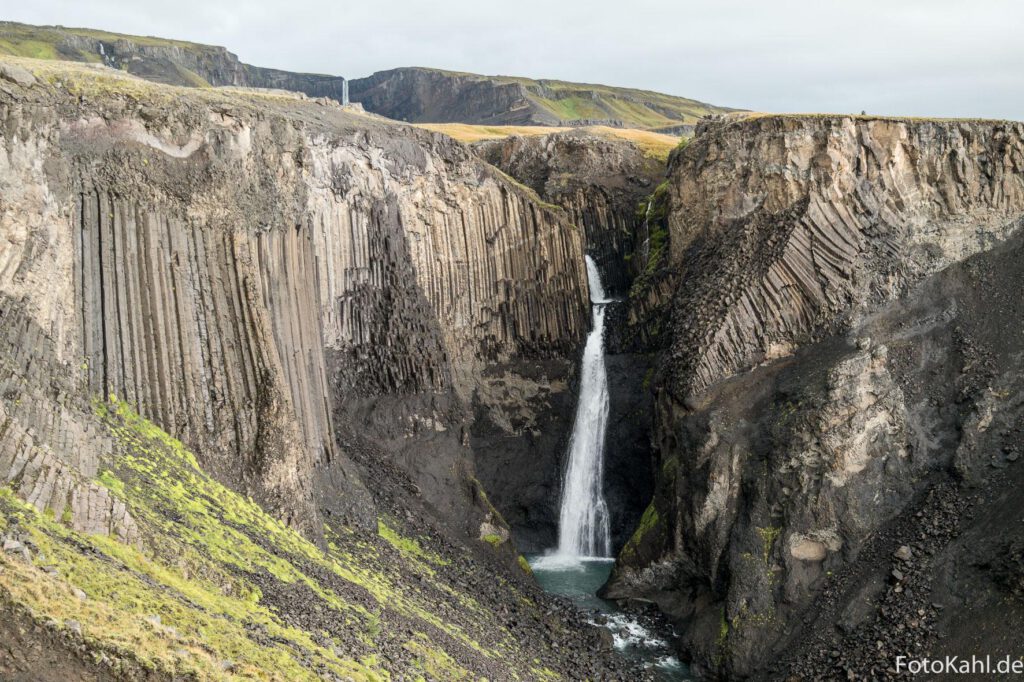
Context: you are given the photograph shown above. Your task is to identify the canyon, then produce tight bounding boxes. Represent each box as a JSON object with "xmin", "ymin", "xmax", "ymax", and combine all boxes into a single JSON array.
[{"xmin": 1, "ymin": 21, "xmax": 1024, "ymax": 682}]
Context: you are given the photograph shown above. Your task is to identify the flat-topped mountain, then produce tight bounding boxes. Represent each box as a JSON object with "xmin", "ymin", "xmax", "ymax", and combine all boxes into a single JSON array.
[
  {"xmin": 349, "ymin": 66, "xmax": 735, "ymax": 129},
  {"xmin": 0, "ymin": 21, "xmax": 347, "ymax": 100}
]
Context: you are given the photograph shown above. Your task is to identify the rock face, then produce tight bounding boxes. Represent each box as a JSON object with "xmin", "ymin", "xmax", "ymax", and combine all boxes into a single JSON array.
[
  {"xmin": 604, "ymin": 114, "xmax": 1024, "ymax": 677},
  {"xmin": 0, "ymin": 21, "xmax": 348, "ymax": 101},
  {"xmin": 0, "ymin": 57, "xmax": 588, "ymax": 546},
  {"xmin": 0, "ymin": 55, "xmax": 623, "ymax": 680},
  {"xmin": 474, "ymin": 129, "xmax": 665, "ymax": 293},
  {"xmin": 473, "ymin": 129, "xmax": 666, "ymax": 551},
  {"xmin": 349, "ymin": 67, "xmax": 732, "ymax": 129}
]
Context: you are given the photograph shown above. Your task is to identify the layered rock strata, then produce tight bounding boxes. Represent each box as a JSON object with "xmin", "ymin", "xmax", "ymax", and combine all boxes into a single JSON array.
[
  {"xmin": 0, "ymin": 21, "xmax": 348, "ymax": 101},
  {"xmin": 349, "ymin": 67, "xmax": 731, "ymax": 129}
]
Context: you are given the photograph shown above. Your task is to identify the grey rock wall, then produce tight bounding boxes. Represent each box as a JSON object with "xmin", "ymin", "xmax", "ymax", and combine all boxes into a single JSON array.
[{"xmin": 0, "ymin": 60, "xmax": 588, "ymax": 549}]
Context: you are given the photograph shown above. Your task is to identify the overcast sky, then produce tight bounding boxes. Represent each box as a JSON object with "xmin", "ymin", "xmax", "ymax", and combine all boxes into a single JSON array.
[{"xmin": 5, "ymin": 0, "xmax": 1022, "ymax": 119}]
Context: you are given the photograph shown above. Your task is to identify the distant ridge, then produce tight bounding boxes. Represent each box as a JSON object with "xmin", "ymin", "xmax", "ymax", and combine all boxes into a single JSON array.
[
  {"xmin": 0, "ymin": 21, "xmax": 348, "ymax": 101},
  {"xmin": 0, "ymin": 21, "xmax": 736, "ymax": 130},
  {"xmin": 349, "ymin": 66, "xmax": 737, "ymax": 130}
]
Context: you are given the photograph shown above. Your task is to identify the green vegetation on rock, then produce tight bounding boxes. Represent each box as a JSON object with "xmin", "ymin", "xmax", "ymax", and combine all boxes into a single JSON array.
[
  {"xmin": 378, "ymin": 518, "xmax": 449, "ymax": 571},
  {"xmin": 481, "ymin": 533, "xmax": 505, "ymax": 547},
  {"xmin": 757, "ymin": 526, "xmax": 782, "ymax": 565},
  {"xmin": 0, "ymin": 22, "xmax": 201, "ymax": 67},
  {"xmin": 628, "ymin": 179, "xmax": 673, "ymax": 304},
  {"xmin": 0, "ymin": 396, "xmax": 560, "ymax": 680},
  {"xmin": 387, "ymin": 67, "xmax": 734, "ymax": 129},
  {"xmin": 620, "ymin": 501, "xmax": 660, "ymax": 561}
]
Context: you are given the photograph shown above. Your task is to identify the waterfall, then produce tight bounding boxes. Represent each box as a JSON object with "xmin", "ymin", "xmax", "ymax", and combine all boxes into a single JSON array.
[
  {"xmin": 640, "ymin": 198, "xmax": 653, "ymax": 264},
  {"xmin": 556, "ymin": 255, "xmax": 612, "ymax": 558}
]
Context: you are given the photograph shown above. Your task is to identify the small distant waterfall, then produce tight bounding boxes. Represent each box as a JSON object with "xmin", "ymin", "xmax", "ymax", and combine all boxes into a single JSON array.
[
  {"xmin": 556, "ymin": 255, "xmax": 612, "ymax": 558},
  {"xmin": 640, "ymin": 198, "xmax": 653, "ymax": 265}
]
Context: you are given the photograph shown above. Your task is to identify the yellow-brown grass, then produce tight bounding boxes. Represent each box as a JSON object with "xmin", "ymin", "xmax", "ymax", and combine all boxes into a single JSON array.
[
  {"xmin": 414, "ymin": 123, "xmax": 569, "ymax": 142},
  {"xmin": 582, "ymin": 126, "xmax": 680, "ymax": 161},
  {"xmin": 416, "ymin": 123, "xmax": 681, "ymax": 161}
]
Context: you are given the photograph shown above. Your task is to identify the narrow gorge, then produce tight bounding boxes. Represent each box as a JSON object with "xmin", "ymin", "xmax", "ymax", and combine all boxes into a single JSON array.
[{"xmin": 1, "ymin": 20, "xmax": 1023, "ymax": 682}]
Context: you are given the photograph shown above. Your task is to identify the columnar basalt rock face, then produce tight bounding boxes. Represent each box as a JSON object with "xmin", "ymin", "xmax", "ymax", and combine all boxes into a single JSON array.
[
  {"xmin": 0, "ymin": 59, "xmax": 588, "ymax": 544},
  {"xmin": 298, "ymin": 129, "xmax": 591, "ymax": 529},
  {"xmin": 665, "ymin": 115, "xmax": 1024, "ymax": 398},
  {"xmin": 605, "ymin": 115, "xmax": 1024, "ymax": 677}
]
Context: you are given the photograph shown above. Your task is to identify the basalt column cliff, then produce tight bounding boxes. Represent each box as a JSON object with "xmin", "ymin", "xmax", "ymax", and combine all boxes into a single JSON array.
[
  {"xmin": 605, "ymin": 114, "xmax": 1024, "ymax": 678},
  {"xmin": 0, "ymin": 58, "xmax": 644, "ymax": 680}
]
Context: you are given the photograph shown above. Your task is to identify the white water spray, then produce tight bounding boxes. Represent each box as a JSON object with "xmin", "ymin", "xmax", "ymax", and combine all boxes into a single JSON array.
[{"xmin": 555, "ymin": 255, "xmax": 612, "ymax": 558}]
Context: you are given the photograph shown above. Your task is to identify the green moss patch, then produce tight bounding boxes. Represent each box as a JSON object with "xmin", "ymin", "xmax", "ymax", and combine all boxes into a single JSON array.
[
  {"xmin": 377, "ymin": 517, "xmax": 449, "ymax": 571},
  {"xmin": 481, "ymin": 534, "xmax": 505, "ymax": 548},
  {"xmin": 0, "ymin": 396, "xmax": 561, "ymax": 679},
  {"xmin": 620, "ymin": 502, "xmax": 661, "ymax": 562}
]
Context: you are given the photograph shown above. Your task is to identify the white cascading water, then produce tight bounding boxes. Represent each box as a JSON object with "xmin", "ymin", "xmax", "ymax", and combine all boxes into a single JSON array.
[{"xmin": 556, "ymin": 255, "xmax": 612, "ymax": 558}]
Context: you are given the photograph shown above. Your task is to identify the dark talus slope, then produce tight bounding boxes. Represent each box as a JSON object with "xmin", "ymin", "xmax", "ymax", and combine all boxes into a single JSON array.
[
  {"xmin": 471, "ymin": 128, "xmax": 669, "ymax": 552},
  {"xmin": 603, "ymin": 114, "xmax": 1024, "ymax": 677},
  {"xmin": 0, "ymin": 57, "xmax": 630, "ymax": 680},
  {"xmin": 0, "ymin": 21, "xmax": 347, "ymax": 100},
  {"xmin": 349, "ymin": 67, "xmax": 734, "ymax": 129}
]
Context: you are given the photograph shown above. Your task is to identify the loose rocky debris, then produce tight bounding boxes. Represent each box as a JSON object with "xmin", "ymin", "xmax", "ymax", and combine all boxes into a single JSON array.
[{"xmin": 772, "ymin": 480, "xmax": 971, "ymax": 680}]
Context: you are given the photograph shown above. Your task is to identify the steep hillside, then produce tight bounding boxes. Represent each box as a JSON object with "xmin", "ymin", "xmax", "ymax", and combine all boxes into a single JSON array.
[
  {"xmin": 603, "ymin": 113, "xmax": 1024, "ymax": 678},
  {"xmin": 0, "ymin": 21, "xmax": 347, "ymax": 100},
  {"xmin": 349, "ymin": 67, "xmax": 734, "ymax": 129},
  {"xmin": 0, "ymin": 56, "xmax": 637, "ymax": 680}
]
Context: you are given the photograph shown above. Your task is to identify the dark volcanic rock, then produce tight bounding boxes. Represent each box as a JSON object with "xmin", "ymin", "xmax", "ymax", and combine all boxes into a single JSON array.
[
  {"xmin": 474, "ymin": 129, "xmax": 666, "ymax": 295},
  {"xmin": 469, "ymin": 129, "xmax": 665, "ymax": 552},
  {"xmin": 603, "ymin": 349, "xmax": 657, "ymax": 552},
  {"xmin": 469, "ymin": 359, "xmax": 578, "ymax": 552}
]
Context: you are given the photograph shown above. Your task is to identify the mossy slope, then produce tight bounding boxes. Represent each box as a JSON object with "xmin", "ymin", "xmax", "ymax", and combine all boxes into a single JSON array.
[{"xmin": 0, "ymin": 397, "xmax": 560, "ymax": 680}]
